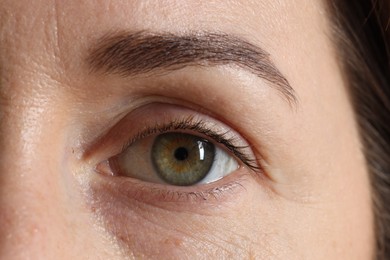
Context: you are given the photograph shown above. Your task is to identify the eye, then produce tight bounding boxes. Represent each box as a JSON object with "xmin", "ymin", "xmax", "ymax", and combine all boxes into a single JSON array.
[
  {"xmin": 92, "ymin": 103, "xmax": 260, "ymax": 195},
  {"xmin": 108, "ymin": 131, "xmax": 239, "ymax": 186}
]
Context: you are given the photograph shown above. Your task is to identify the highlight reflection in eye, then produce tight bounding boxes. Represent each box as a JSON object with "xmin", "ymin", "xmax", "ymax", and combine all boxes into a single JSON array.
[{"xmin": 109, "ymin": 131, "xmax": 238, "ymax": 186}]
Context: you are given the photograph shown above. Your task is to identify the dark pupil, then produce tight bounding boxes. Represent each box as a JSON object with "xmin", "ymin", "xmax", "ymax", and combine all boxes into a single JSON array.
[{"xmin": 174, "ymin": 147, "xmax": 188, "ymax": 161}]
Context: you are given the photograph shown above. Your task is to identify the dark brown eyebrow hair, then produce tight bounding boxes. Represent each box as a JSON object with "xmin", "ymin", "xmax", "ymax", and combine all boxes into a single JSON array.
[{"xmin": 87, "ymin": 31, "xmax": 298, "ymax": 106}]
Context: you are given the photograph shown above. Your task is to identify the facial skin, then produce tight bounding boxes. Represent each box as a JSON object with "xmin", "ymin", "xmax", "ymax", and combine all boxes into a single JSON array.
[{"xmin": 0, "ymin": 0, "xmax": 374, "ymax": 259}]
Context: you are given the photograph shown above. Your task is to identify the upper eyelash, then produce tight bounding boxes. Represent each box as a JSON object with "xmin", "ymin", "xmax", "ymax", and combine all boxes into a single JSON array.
[{"xmin": 120, "ymin": 115, "xmax": 261, "ymax": 173}]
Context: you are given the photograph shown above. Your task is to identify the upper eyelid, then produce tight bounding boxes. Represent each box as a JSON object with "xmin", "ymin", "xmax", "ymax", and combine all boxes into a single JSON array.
[
  {"xmin": 119, "ymin": 116, "xmax": 261, "ymax": 173},
  {"xmin": 83, "ymin": 102, "xmax": 262, "ymax": 178}
]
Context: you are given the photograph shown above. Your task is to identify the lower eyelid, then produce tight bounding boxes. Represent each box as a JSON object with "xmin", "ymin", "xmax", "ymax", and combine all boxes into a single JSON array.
[{"xmin": 92, "ymin": 167, "xmax": 250, "ymax": 211}]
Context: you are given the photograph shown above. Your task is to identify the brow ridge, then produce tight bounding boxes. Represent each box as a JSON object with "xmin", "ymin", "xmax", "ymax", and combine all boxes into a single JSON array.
[{"xmin": 87, "ymin": 31, "xmax": 298, "ymax": 106}]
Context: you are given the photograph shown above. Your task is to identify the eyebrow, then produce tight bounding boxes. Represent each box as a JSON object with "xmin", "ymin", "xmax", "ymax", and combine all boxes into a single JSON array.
[{"xmin": 87, "ymin": 31, "xmax": 297, "ymax": 106}]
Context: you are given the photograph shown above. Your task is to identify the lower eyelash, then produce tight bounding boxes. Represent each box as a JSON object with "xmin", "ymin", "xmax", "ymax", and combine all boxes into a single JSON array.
[{"xmin": 110, "ymin": 173, "xmax": 248, "ymax": 206}]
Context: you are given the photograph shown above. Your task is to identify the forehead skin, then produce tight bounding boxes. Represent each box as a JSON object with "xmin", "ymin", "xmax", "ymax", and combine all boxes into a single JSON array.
[{"xmin": 0, "ymin": 0, "xmax": 374, "ymax": 259}]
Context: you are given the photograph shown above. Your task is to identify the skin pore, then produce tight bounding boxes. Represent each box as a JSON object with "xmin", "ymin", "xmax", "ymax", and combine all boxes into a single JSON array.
[{"xmin": 0, "ymin": 0, "xmax": 374, "ymax": 259}]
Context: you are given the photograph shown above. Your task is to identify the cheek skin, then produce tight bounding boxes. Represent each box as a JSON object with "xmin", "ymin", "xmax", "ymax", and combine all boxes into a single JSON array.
[
  {"xmin": 263, "ymin": 8, "xmax": 375, "ymax": 256},
  {"xmin": 88, "ymin": 172, "xmax": 293, "ymax": 259}
]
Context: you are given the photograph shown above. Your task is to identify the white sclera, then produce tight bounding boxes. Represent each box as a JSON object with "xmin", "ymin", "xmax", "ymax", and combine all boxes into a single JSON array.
[{"xmin": 196, "ymin": 147, "xmax": 238, "ymax": 184}]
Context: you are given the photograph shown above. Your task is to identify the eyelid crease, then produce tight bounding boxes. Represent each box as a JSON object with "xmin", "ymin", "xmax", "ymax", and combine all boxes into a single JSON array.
[{"xmin": 120, "ymin": 115, "xmax": 261, "ymax": 173}]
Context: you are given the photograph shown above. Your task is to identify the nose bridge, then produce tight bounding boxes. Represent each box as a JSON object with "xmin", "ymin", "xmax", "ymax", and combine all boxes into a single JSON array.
[
  {"xmin": 0, "ymin": 70, "xmax": 58, "ymax": 173},
  {"xmin": 0, "ymin": 3, "xmax": 105, "ymax": 258},
  {"xmin": 0, "ymin": 77, "xmax": 66, "ymax": 258},
  {"xmin": 0, "ymin": 2, "xmax": 76, "ymax": 254}
]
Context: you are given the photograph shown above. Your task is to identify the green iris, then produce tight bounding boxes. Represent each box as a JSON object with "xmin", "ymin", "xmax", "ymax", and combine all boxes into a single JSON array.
[{"xmin": 151, "ymin": 132, "xmax": 215, "ymax": 186}]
